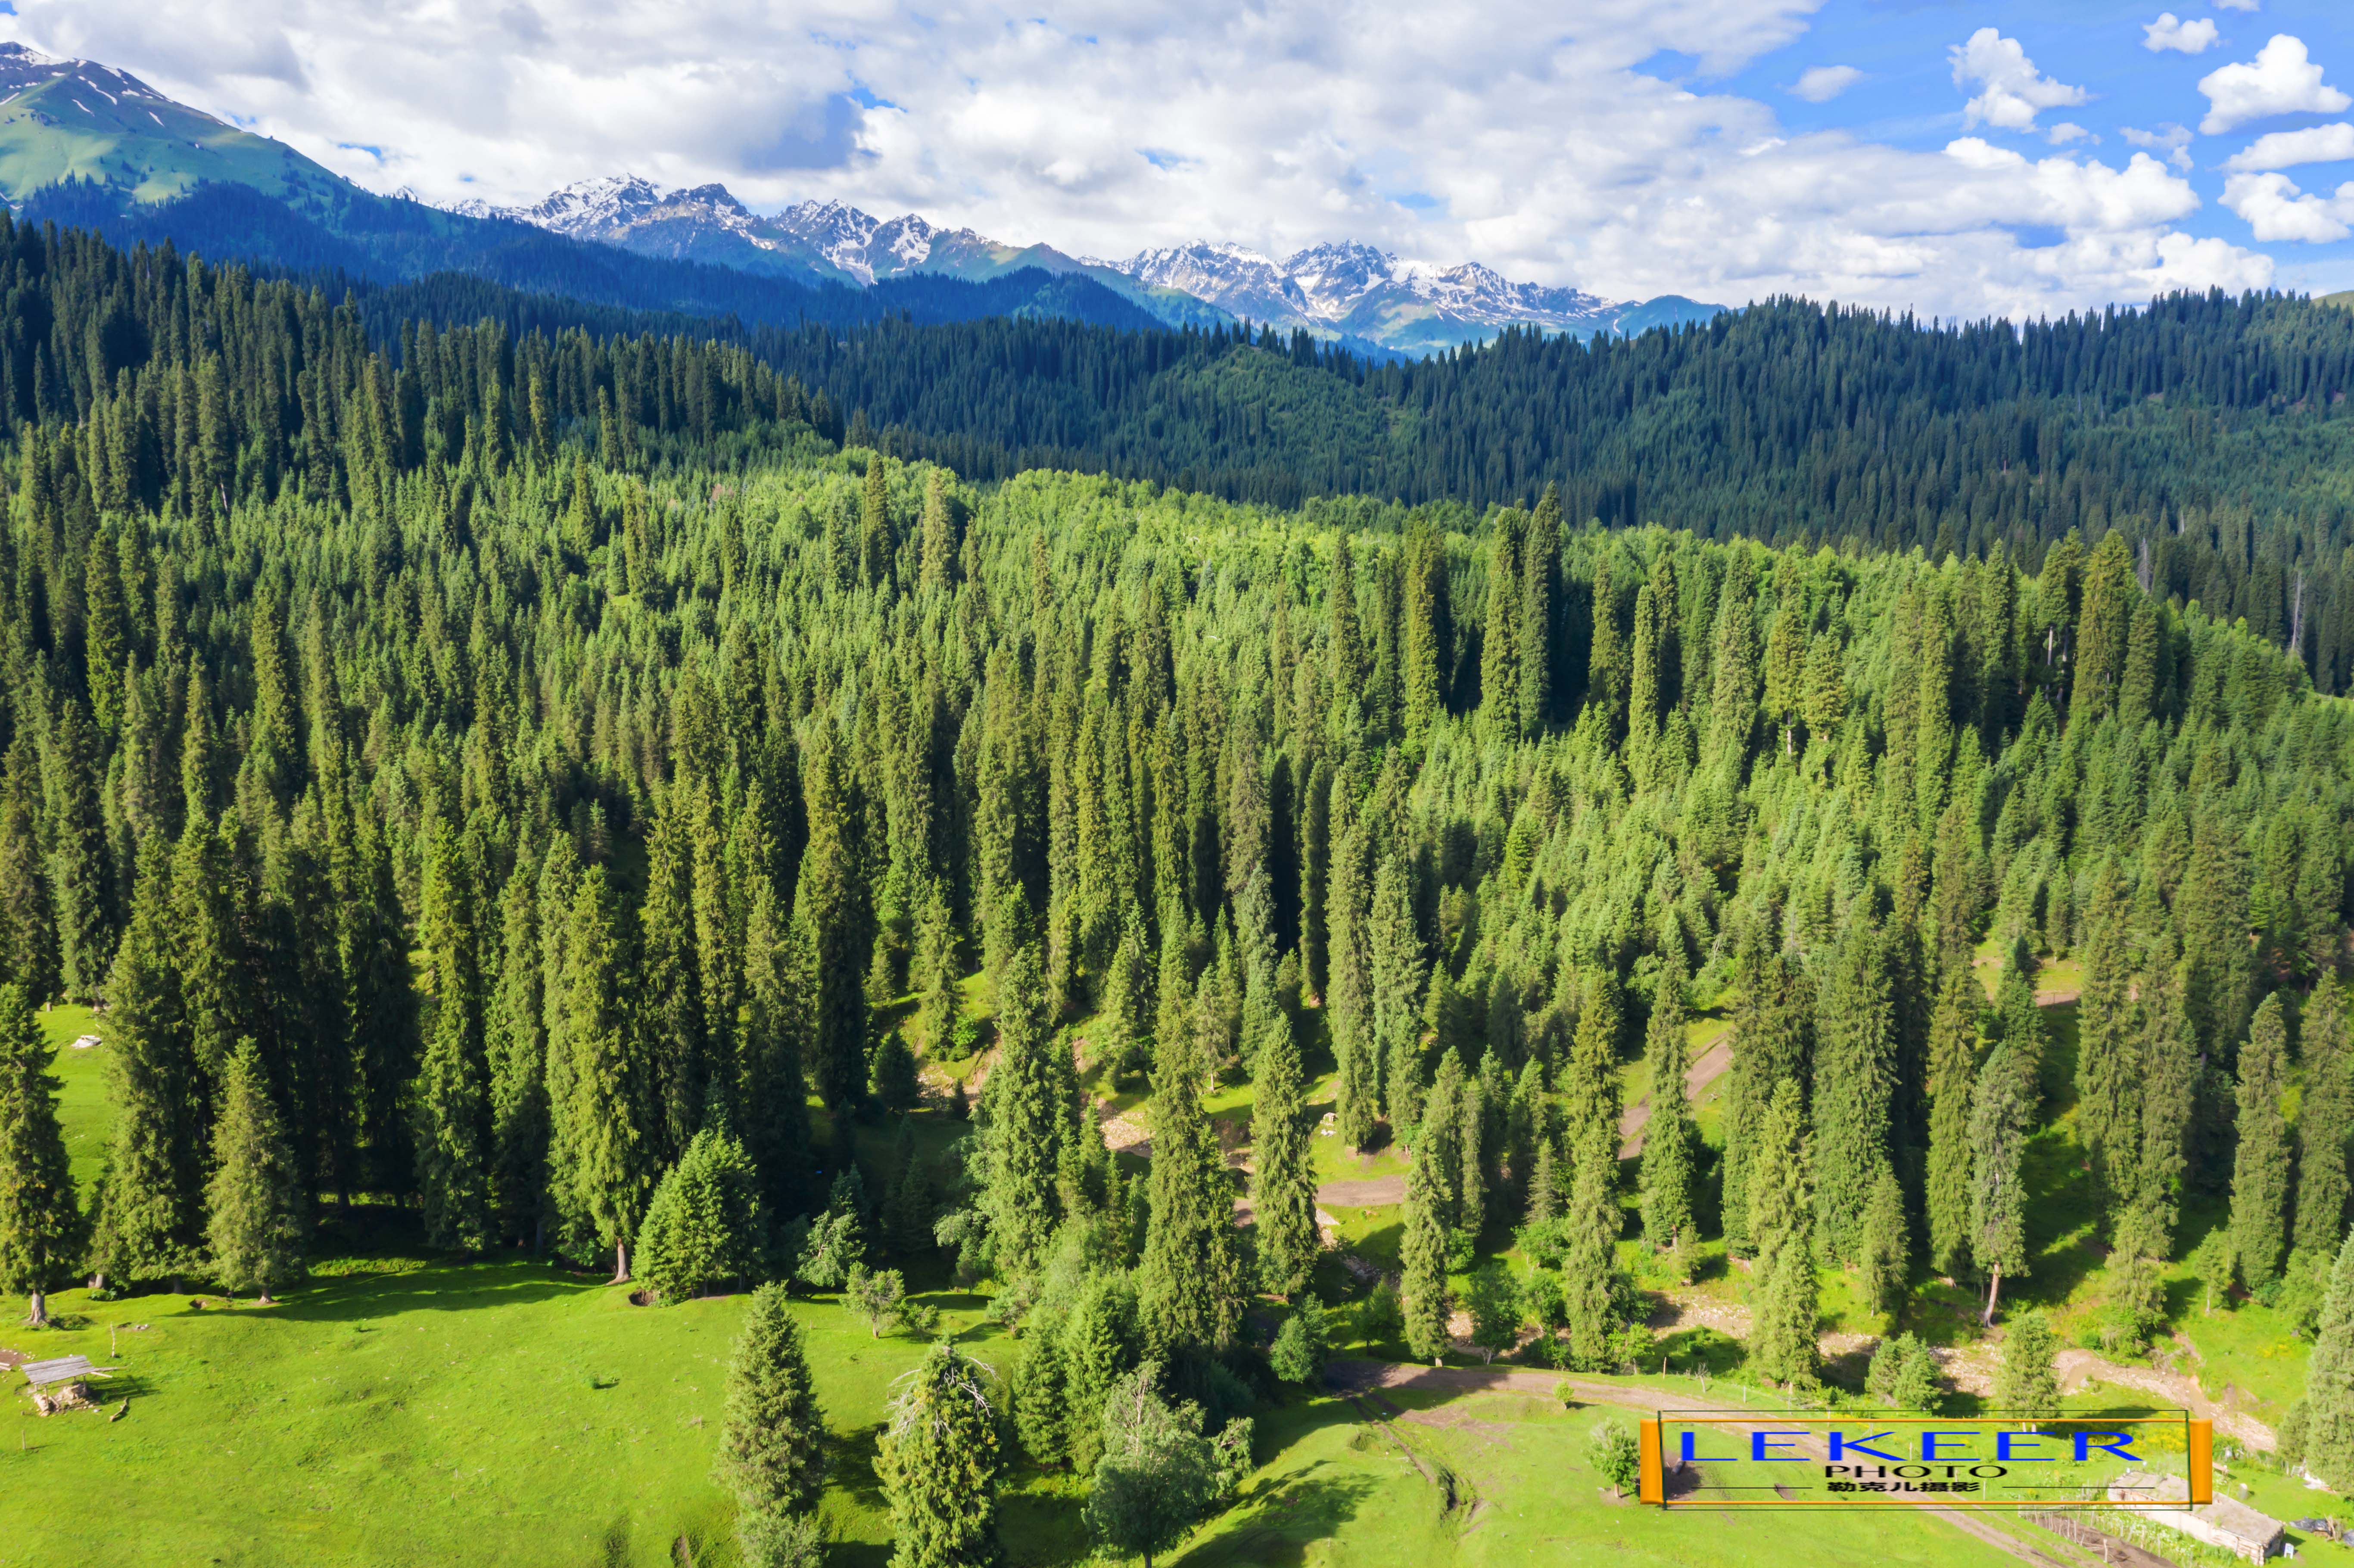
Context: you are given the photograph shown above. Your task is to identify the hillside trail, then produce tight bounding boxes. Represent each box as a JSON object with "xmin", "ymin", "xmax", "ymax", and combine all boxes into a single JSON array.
[
  {"xmin": 2052, "ymin": 1347, "xmax": 2276, "ymax": 1452},
  {"xmin": 1618, "ymin": 1027, "xmax": 1734, "ymax": 1157},
  {"xmin": 1324, "ymin": 1359, "xmax": 2069, "ymax": 1567}
]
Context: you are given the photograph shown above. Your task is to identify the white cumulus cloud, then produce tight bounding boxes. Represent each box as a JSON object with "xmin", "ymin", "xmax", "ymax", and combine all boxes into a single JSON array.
[
  {"xmin": 1951, "ymin": 28, "xmax": 2091, "ymax": 132},
  {"xmin": 2122, "ymin": 123, "xmax": 2195, "ymax": 171},
  {"xmin": 2222, "ymin": 122, "xmax": 2354, "ymax": 171},
  {"xmin": 2221, "ymin": 171, "xmax": 2354, "ymax": 241},
  {"xmin": 1790, "ymin": 64, "xmax": 1862, "ymax": 103},
  {"xmin": 2145, "ymin": 14, "xmax": 2220, "ymax": 55},
  {"xmin": 2198, "ymin": 35, "xmax": 2350, "ymax": 134},
  {"xmin": 0, "ymin": 0, "xmax": 2276, "ymax": 324}
]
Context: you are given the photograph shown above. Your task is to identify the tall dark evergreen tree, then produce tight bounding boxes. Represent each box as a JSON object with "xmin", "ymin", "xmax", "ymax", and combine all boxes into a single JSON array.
[
  {"xmin": 1251, "ymin": 1009, "xmax": 1317, "ymax": 1299},
  {"xmin": 2232, "ymin": 994, "xmax": 2293, "ymax": 1292},
  {"xmin": 1924, "ymin": 956, "xmax": 1980, "ymax": 1279},
  {"xmin": 0, "ymin": 985, "xmax": 78, "ymax": 1325},
  {"xmin": 1638, "ymin": 946, "xmax": 1695, "ymax": 1258},
  {"xmin": 415, "ymin": 823, "xmax": 493, "ymax": 1251},
  {"xmin": 205, "ymin": 1037, "xmax": 306, "ymax": 1303},
  {"xmin": 92, "ymin": 833, "xmax": 201, "ymax": 1287},
  {"xmin": 1138, "ymin": 998, "xmax": 1245, "ymax": 1356},
  {"xmin": 981, "ymin": 939, "xmax": 1068, "ymax": 1280},
  {"xmin": 1813, "ymin": 916, "xmax": 1897, "ymax": 1262},
  {"xmin": 2300, "ymin": 977, "xmax": 2354, "ymax": 1261},
  {"xmin": 563, "ymin": 868, "xmax": 651, "ymax": 1282},
  {"xmin": 1970, "ymin": 1044, "xmax": 2031, "ymax": 1325},
  {"xmin": 877, "ymin": 1344, "xmax": 1006, "ymax": 1568}
]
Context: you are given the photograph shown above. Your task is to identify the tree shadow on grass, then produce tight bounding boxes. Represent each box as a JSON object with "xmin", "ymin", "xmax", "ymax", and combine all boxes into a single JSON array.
[
  {"xmin": 266, "ymin": 1262, "xmax": 607, "ymax": 1322},
  {"xmin": 1170, "ymin": 1461, "xmax": 1381, "ymax": 1568}
]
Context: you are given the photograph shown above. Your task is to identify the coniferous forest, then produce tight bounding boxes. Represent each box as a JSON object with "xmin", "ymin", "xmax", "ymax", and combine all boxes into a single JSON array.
[{"xmin": 9, "ymin": 213, "xmax": 2354, "ymax": 1564}]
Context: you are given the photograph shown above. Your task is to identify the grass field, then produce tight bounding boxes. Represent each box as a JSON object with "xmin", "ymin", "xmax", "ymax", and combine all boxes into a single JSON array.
[
  {"xmin": 12, "ymin": 984, "xmax": 2332, "ymax": 1567},
  {"xmin": 6, "ymin": 1254, "xmax": 2083, "ymax": 1568}
]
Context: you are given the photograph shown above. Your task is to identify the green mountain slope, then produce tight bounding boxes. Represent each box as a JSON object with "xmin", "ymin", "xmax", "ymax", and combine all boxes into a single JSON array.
[{"xmin": 0, "ymin": 41, "xmax": 347, "ymax": 206}]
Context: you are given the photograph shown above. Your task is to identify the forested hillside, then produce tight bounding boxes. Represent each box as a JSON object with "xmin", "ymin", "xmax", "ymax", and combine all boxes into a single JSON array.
[
  {"xmin": 2, "ymin": 214, "xmax": 2351, "ymax": 696},
  {"xmin": 7, "ymin": 210, "xmax": 2354, "ymax": 1560},
  {"xmin": 0, "ymin": 202, "xmax": 2345, "ymax": 1323}
]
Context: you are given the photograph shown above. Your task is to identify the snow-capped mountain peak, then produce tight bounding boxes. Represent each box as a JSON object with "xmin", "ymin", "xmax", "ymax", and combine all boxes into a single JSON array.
[
  {"xmin": 1098, "ymin": 236, "xmax": 1622, "ymax": 345},
  {"xmin": 1278, "ymin": 241, "xmax": 1405, "ymax": 317},
  {"xmin": 432, "ymin": 173, "xmax": 1706, "ymax": 351},
  {"xmin": 773, "ymin": 199, "xmax": 885, "ymax": 280},
  {"xmin": 502, "ymin": 174, "xmax": 666, "ymax": 237},
  {"xmin": 1116, "ymin": 242, "xmax": 1306, "ymax": 326}
]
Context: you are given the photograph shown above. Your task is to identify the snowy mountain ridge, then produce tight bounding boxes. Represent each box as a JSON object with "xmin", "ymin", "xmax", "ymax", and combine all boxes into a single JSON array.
[{"xmin": 445, "ymin": 176, "xmax": 1718, "ymax": 349}]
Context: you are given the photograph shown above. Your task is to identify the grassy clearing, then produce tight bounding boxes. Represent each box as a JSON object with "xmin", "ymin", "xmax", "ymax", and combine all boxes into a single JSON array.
[
  {"xmin": 7, "ymin": 1257, "xmax": 2058, "ymax": 1568},
  {"xmin": 5, "ymin": 1242, "xmax": 1016, "ymax": 1568},
  {"xmin": 17, "ymin": 978, "xmax": 2326, "ymax": 1567},
  {"xmin": 1188, "ymin": 1387, "xmax": 2026, "ymax": 1568},
  {"xmin": 41, "ymin": 1001, "xmax": 110, "ymax": 1191}
]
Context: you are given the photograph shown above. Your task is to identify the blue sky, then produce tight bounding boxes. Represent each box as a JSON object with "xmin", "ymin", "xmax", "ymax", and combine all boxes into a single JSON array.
[
  {"xmin": 1700, "ymin": 0, "xmax": 2354, "ymax": 296},
  {"xmin": 10, "ymin": 0, "xmax": 2354, "ymax": 318}
]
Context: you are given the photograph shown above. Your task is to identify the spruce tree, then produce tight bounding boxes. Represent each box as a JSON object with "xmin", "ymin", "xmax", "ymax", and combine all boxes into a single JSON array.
[
  {"xmin": 637, "ymin": 1126, "xmax": 766, "ymax": 1304},
  {"xmin": 1969, "ymin": 1045, "xmax": 2031, "ymax": 1325},
  {"xmin": 1097, "ymin": 908, "xmax": 1152, "ymax": 1081},
  {"xmin": 718, "ymin": 1283, "xmax": 828, "ymax": 1568},
  {"xmin": 1420, "ymin": 1051, "xmax": 1466, "ymax": 1226},
  {"xmin": 1587, "ymin": 553, "xmax": 1626, "ymax": 732},
  {"xmin": 1014, "ymin": 1330, "xmax": 1070, "ymax": 1467},
  {"xmin": 1401, "ymin": 516, "xmax": 1446, "ymax": 753},
  {"xmin": 1992, "ymin": 940, "xmax": 2048, "ymax": 1111},
  {"xmin": 797, "ymin": 723, "xmax": 871, "ymax": 1113},
  {"xmin": 487, "ymin": 842, "xmax": 549, "ymax": 1247},
  {"xmin": 566, "ymin": 868, "xmax": 652, "ymax": 1282},
  {"xmin": 1564, "ymin": 970, "xmax": 1622, "ymax": 1142},
  {"xmin": 877, "ymin": 1343, "xmax": 1006, "ymax": 1568},
  {"xmin": 1250, "ymin": 1008, "xmax": 1318, "ymax": 1299},
  {"xmin": 2133, "ymin": 933, "xmax": 2198, "ymax": 1253},
  {"xmin": 1063, "ymin": 1273, "xmax": 1142, "ymax": 1472},
  {"xmin": 1752, "ymin": 1230, "xmax": 1820, "ymax": 1389},
  {"xmin": 2299, "ymin": 977, "xmax": 2354, "ymax": 1260},
  {"xmin": 981, "ymin": 939, "xmax": 1068, "ymax": 1279},
  {"xmin": 1994, "ymin": 1311, "xmax": 2060, "ymax": 1423},
  {"xmin": 1562, "ymin": 1117, "xmax": 1621, "ymax": 1370},
  {"xmin": 1137, "ymin": 1005, "xmax": 1246, "ymax": 1356},
  {"xmin": 1722, "ymin": 941, "xmax": 1812, "ymax": 1258},
  {"xmin": 1400, "ymin": 1129, "xmax": 1451, "ymax": 1364},
  {"xmin": 1813, "ymin": 916, "xmax": 1896, "ymax": 1262},
  {"xmin": 1856, "ymin": 1166, "xmax": 1909, "ymax": 1318},
  {"xmin": 2231, "ymin": 993, "xmax": 2292, "ymax": 1291},
  {"xmin": 1479, "ymin": 520, "xmax": 1522, "ymax": 737},
  {"xmin": 1520, "ymin": 488, "xmax": 1559, "ymax": 734},
  {"xmin": 1924, "ymin": 956, "xmax": 1979, "ymax": 1279},
  {"xmin": 415, "ymin": 822, "xmax": 492, "ymax": 1251},
  {"xmin": 1367, "ymin": 853, "xmax": 1426, "ymax": 1123},
  {"xmin": 2074, "ymin": 864, "xmax": 2139, "ymax": 1220},
  {"xmin": 2301, "ymin": 1226, "xmax": 2354, "ymax": 1492},
  {"xmin": 1638, "ymin": 947, "xmax": 1695, "ymax": 1258},
  {"xmin": 91, "ymin": 833, "xmax": 202, "ymax": 1286},
  {"xmin": 743, "ymin": 879, "xmax": 816, "ymax": 1226},
  {"xmin": 0, "ymin": 986, "xmax": 78, "ymax": 1325},
  {"xmin": 205, "ymin": 1038, "xmax": 306, "ymax": 1302}
]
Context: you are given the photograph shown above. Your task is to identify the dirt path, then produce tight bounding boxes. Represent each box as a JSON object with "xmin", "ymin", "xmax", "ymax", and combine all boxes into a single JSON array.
[
  {"xmin": 1619, "ymin": 1027, "xmax": 1735, "ymax": 1157},
  {"xmin": 2053, "ymin": 1348, "xmax": 2277, "ymax": 1452},
  {"xmin": 1319, "ymin": 1176, "xmax": 1407, "ymax": 1207},
  {"xmin": 1325, "ymin": 1360, "xmax": 2069, "ymax": 1565}
]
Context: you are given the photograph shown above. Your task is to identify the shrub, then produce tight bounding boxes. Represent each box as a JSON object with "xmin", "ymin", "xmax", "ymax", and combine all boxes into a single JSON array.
[{"xmin": 1589, "ymin": 1420, "xmax": 1641, "ymax": 1497}]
